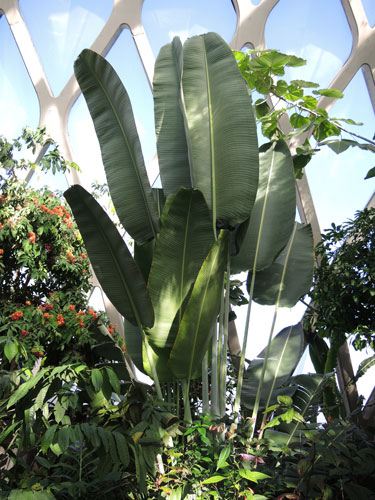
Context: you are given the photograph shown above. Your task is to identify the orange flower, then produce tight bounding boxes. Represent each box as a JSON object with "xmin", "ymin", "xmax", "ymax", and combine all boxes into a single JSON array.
[
  {"xmin": 28, "ymin": 232, "xmax": 36, "ymax": 244},
  {"xmin": 69, "ymin": 305, "xmax": 76, "ymax": 312},
  {"xmin": 122, "ymin": 345, "xmax": 127, "ymax": 352},
  {"xmin": 87, "ymin": 308, "xmax": 97, "ymax": 319},
  {"xmin": 57, "ymin": 314, "xmax": 65, "ymax": 326},
  {"xmin": 44, "ymin": 304, "xmax": 53, "ymax": 311},
  {"xmin": 32, "ymin": 347, "xmax": 43, "ymax": 357},
  {"xmin": 0, "ymin": 249, "xmax": 3, "ymax": 255},
  {"xmin": 76, "ymin": 311, "xmax": 85, "ymax": 316},
  {"xmin": 0, "ymin": 223, "xmax": 4, "ymax": 229},
  {"xmin": 43, "ymin": 312, "xmax": 52, "ymax": 320},
  {"xmin": 78, "ymin": 319, "xmax": 85, "ymax": 327},
  {"xmin": 11, "ymin": 311, "xmax": 23, "ymax": 320},
  {"xmin": 81, "ymin": 253, "xmax": 86, "ymax": 259},
  {"xmin": 25, "ymin": 301, "xmax": 31, "ymax": 306}
]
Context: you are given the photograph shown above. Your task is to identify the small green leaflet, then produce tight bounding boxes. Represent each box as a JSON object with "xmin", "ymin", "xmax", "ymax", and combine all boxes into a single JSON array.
[
  {"xmin": 91, "ymin": 368, "xmax": 103, "ymax": 392},
  {"xmin": 201, "ymin": 475, "xmax": 228, "ymax": 484},
  {"xmin": 238, "ymin": 469, "xmax": 271, "ymax": 482},
  {"xmin": 41, "ymin": 424, "xmax": 58, "ymax": 454},
  {"xmin": 365, "ymin": 167, "xmax": 375, "ymax": 180},
  {"xmin": 4, "ymin": 340, "xmax": 18, "ymax": 362},
  {"xmin": 313, "ymin": 88, "xmax": 343, "ymax": 99},
  {"xmin": 216, "ymin": 445, "xmax": 231, "ymax": 469},
  {"xmin": 105, "ymin": 366, "xmax": 121, "ymax": 394}
]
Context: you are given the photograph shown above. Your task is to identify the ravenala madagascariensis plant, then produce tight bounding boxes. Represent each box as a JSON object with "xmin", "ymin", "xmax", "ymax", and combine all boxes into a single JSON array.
[{"xmin": 65, "ymin": 33, "xmax": 314, "ymax": 425}]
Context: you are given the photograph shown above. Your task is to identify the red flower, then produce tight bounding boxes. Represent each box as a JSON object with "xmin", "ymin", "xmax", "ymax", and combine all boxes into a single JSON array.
[
  {"xmin": 20, "ymin": 330, "xmax": 29, "ymax": 337},
  {"xmin": 28, "ymin": 232, "xmax": 36, "ymax": 244},
  {"xmin": 78, "ymin": 319, "xmax": 85, "ymax": 327},
  {"xmin": 57, "ymin": 314, "xmax": 65, "ymax": 326},
  {"xmin": 11, "ymin": 311, "xmax": 23, "ymax": 320},
  {"xmin": 0, "ymin": 249, "xmax": 3, "ymax": 255},
  {"xmin": 32, "ymin": 347, "xmax": 43, "ymax": 357},
  {"xmin": 43, "ymin": 312, "xmax": 52, "ymax": 320},
  {"xmin": 44, "ymin": 304, "xmax": 53, "ymax": 311},
  {"xmin": 81, "ymin": 253, "xmax": 86, "ymax": 259},
  {"xmin": 69, "ymin": 305, "xmax": 76, "ymax": 311},
  {"xmin": 122, "ymin": 345, "xmax": 127, "ymax": 352}
]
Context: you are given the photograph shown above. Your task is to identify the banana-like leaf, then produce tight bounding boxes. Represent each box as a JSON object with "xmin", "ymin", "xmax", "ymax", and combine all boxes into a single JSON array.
[
  {"xmin": 154, "ymin": 38, "xmax": 192, "ymax": 195},
  {"xmin": 182, "ymin": 33, "xmax": 259, "ymax": 227},
  {"xmin": 241, "ymin": 323, "xmax": 304, "ymax": 410},
  {"xmin": 74, "ymin": 49, "xmax": 160, "ymax": 244},
  {"xmin": 64, "ymin": 185, "xmax": 154, "ymax": 328},
  {"xmin": 146, "ymin": 188, "xmax": 214, "ymax": 349},
  {"xmin": 249, "ymin": 223, "xmax": 314, "ymax": 307},
  {"xmin": 168, "ymin": 230, "xmax": 229, "ymax": 380},
  {"xmin": 142, "ymin": 340, "xmax": 175, "ymax": 383},
  {"xmin": 232, "ymin": 140, "xmax": 296, "ymax": 273}
]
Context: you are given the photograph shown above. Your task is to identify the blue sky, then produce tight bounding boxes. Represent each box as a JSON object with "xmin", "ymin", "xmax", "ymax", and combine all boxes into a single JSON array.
[{"xmin": 0, "ymin": 0, "xmax": 374, "ymax": 396}]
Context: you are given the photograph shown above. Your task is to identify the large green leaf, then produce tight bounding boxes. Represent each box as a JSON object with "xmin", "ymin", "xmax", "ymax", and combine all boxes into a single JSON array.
[
  {"xmin": 241, "ymin": 323, "xmax": 304, "ymax": 410},
  {"xmin": 146, "ymin": 188, "xmax": 214, "ymax": 349},
  {"xmin": 74, "ymin": 49, "xmax": 159, "ymax": 244},
  {"xmin": 249, "ymin": 223, "xmax": 314, "ymax": 307},
  {"xmin": 168, "ymin": 230, "xmax": 229, "ymax": 380},
  {"xmin": 154, "ymin": 38, "xmax": 192, "ymax": 195},
  {"xmin": 182, "ymin": 33, "xmax": 259, "ymax": 227},
  {"xmin": 232, "ymin": 140, "xmax": 296, "ymax": 273},
  {"xmin": 64, "ymin": 185, "xmax": 154, "ymax": 328},
  {"xmin": 142, "ymin": 340, "xmax": 175, "ymax": 383}
]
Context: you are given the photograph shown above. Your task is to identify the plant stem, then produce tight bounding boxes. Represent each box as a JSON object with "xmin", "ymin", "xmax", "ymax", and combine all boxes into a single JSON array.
[
  {"xmin": 202, "ymin": 352, "xmax": 210, "ymax": 414},
  {"xmin": 219, "ymin": 258, "xmax": 231, "ymax": 417},
  {"xmin": 211, "ymin": 327, "xmax": 219, "ymax": 418},
  {"xmin": 217, "ymin": 288, "xmax": 225, "ymax": 417},
  {"xmin": 181, "ymin": 379, "xmax": 192, "ymax": 424}
]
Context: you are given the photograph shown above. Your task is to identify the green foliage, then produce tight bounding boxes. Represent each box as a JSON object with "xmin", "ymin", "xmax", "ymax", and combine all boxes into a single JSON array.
[
  {"xmin": 0, "ymin": 127, "xmax": 80, "ymax": 180},
  {"xmin": 234, "ymin": 49, "xmax": 375, "ymax": 179},
  {"xmin": 305, "ymin": 208, "xmax": 375, "ymax": 371}
]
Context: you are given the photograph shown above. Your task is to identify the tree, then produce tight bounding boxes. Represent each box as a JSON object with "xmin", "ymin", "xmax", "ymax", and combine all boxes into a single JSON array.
[{"xmin": 305, "ymin": 208, "xmax": 375, "ymax": 370}]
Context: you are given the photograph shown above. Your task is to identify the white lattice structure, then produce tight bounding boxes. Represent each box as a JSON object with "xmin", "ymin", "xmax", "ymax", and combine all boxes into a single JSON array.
[{"xmin": 1, "ymin": 0, "xmax": 374, "ymax": 412}]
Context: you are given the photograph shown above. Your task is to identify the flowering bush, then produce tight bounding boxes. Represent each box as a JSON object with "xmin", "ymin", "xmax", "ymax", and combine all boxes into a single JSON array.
[{"xmin": 0, "ymin": 169, "xmax": 124, "ymax": 370}]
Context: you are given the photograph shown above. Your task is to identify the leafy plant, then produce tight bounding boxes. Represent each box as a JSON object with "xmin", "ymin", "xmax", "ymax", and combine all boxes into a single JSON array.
[
  {"xmin": 305, "ymin": 208, "xmax": 375, "ymax": 372},
  {"xmin": 234, "ymin": 49, "xmax": 375, "ymax": 179},
  {"xmin": 65, "ymin": 33, "xmax": 314, "ymax": 431}
]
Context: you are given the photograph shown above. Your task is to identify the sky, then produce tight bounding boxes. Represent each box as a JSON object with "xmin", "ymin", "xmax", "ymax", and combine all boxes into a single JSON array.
[{"xmin": 0, "ymin": 0, "xmax": 374, "ymax": 399}]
